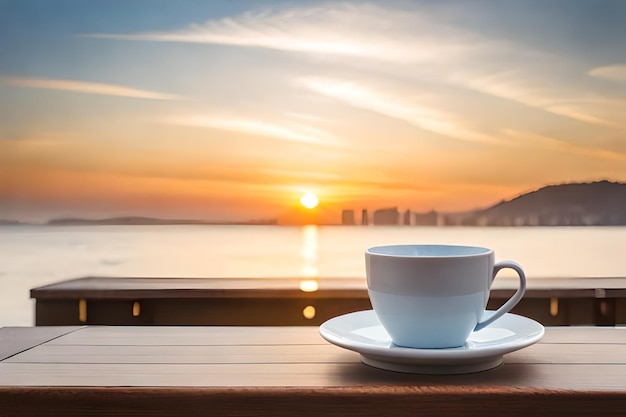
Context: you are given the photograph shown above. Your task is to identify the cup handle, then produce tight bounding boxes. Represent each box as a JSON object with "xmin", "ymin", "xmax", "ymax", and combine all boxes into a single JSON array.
[{"xmin": 474, "ymin": 260, "xmax": 527, "ymax": 332}]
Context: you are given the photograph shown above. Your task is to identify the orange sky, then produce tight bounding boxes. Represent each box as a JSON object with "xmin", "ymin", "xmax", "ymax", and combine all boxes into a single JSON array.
[{"xmin": 1, "ymin": 1, "xmax": 626, "ymax": 223}]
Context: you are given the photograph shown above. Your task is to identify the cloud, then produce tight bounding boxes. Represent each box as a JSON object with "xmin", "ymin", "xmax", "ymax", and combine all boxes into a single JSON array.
[
  {"xmin": 297, "ymin": 77, "xmax": 498, "ymax": 144},
  {"xmin": 167, "ymin": 114, "xmax": 338, "ymax": 145},
  {"xmin": 0, "ymin": 75, "xmax": 186, "ymax": 100},
  {"xmin": 86, "ymin": 4, "xmax": 498, "ymax": 64},
  {"xmin": 91, "ymin": 3, "xmax": 615, "ymax": 131},
  {"xmin": 454, "ymin": 71, "xmax": 619, "ymax": 127},
  {"xmin": 544, "ymin": 104, "xmax": 618, "ymax": 127},
  {"xmin": 60, "ymin": 3, "xmax": 626, "ymax": 146},
  {"xmin": 503, "ymin": 129, "xmax": 626, "ymax": 162},
  {"xmin": 454, "ymin": 71, "xmax": 553, "ymax": 108},
  {"xmin": 588, "ymin": 65, "xmax": 626, "ymax": 82},
  {"xmin": 89, "ymin": 3, "xmax": 622, "ymax": 131}
]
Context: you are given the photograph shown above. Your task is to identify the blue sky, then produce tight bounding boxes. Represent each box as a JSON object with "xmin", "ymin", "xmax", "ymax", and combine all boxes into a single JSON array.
[{"xmin": 1, "ymin": 0, "xmax": 625, "ymax": 222}]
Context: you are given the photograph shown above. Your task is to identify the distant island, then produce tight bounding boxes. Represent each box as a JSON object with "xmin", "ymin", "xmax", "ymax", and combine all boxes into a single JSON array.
[
  {"xmin": 358, "ymin": 180, "xmax": 626, "ymax": 226},
  {"xmin": 0, "ymin": 219, "xmax": 23, "ymax": 225},
  {"xmin": 46, "ymin": 216, "xmax": 277, "ymax": 226}
]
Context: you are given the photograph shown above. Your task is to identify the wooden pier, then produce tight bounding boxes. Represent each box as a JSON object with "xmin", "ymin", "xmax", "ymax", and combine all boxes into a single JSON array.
[{"xmin": 30, "ymin": 276, "xmax": 626, "ymax": 326}]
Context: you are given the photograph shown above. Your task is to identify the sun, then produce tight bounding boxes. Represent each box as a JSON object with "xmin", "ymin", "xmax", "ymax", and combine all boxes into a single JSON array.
[{"xmin": 300, "ymin": 192, "xmax": 319, "ymax": 209}]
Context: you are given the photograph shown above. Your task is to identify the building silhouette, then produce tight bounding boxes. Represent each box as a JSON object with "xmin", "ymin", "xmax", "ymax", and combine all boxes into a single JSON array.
[
  {"xmin": 414, "ymin": 210, "xmax": 438, "ymax": 226},
  {"xmin": 402, "ymin": 209, "xmax": 413, "ymax": 225},
  {"xmin": 341, "ymin": 210, "xmax": 355, "ymax": 225},
  {"xmin": 361, "ymin": 209, "xmax": 369, "ymax": 225},
  {"xmin": 373, "ymin": 207, "xmax": 399, "ymax": 225}
]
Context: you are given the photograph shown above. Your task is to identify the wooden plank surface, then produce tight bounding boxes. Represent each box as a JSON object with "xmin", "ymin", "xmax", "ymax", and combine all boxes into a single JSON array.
[
  {"xmin": 1, "ymin": 326, "xmax": 625, "ymax": 390},
  {"xmin": 32, "ymin": 322, "xmax": 626, "ymax": 345},
  {"xmin": 5, "ymin": 342, "xmax": 625, "ymax": 365},
  {"xmin": 0, "ymin": 327, "xmax": 82, "ymax": 360},
  {"xmin": 1, "ymin": 386, "xmax": 624, "ymax": 417},
  {"xmin": 1, "ymin": 325, "xmax": 626, "ymax": 416},
  {"xmin": 2, "ymin": 362, "xmax": 626, "ymax": 389}
]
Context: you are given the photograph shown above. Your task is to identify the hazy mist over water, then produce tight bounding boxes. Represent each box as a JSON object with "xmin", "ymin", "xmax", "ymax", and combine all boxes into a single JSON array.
[{"xmin": 1, "ymin": 225, "xmax": 625, "ymax": 326}]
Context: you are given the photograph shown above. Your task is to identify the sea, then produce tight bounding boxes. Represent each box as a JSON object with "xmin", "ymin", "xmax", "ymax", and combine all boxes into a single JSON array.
[{"xmin": 1, "ymin": 224, "xmax": 625, "ymax": 327}]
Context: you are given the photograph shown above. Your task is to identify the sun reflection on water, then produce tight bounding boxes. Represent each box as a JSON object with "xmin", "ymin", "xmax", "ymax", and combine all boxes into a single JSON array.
[{"xmin": 299, "ymin": 225, "xmax": 319, "ymax": 278}]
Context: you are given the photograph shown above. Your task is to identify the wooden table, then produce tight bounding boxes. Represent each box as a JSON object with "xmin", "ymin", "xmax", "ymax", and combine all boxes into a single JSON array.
[
  {"xmin": 31, "ymin": 276, "xmax": 626, "ymax": 326},
  {"xmin": 1, "ymin": 325, "xmax": 625, "ymax": 416}
]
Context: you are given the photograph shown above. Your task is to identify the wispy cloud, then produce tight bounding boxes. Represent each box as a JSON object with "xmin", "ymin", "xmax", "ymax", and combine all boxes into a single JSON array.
[
  {"xmin": 545, "ymin": 104, "xmax": 618, "ymax": 127},
  {"xmin": 86, "ymin": 4, "xmax": 500, "ymax": 64},
  {"xmin": 87, "ymin": 1, "xmax": 579, "ymax": 142},
  {"xmin": 588, "ymin": 64, "xmax": 626, "ymax": 82},
  {"xmin": 454, "ymin": 71, "xmax": 619, "ymax": 127},
  {"xmin": 0, "ymin": 75, "xmax": 186, "ymax": 100},
  {"xmin": 88, "ymin": 3, "xmax": 623, "ymax": 132},
  {"xmin": 504, "ymin": 129, "xmax": 626, "ymax": 162},
  {"xmin": 167, "ymin": 114, "xmax": 338, "ymax": 145},
  {"xmin": 454, "ymin": 71, "xmax": 553, "ymax": 108},
  {"xmin": 298, "ymin": 77, "xmax": 498, "ymax": 144}
]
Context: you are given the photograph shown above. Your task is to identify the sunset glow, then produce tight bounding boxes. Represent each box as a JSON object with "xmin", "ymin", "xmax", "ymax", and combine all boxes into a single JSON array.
[
  {"xmin": 300, "ymin": 193, "xmax": 320, "ymax": 210},
  {"xmin": 1, "ymin": 1, "xmax": 625, "ymax": 224}
]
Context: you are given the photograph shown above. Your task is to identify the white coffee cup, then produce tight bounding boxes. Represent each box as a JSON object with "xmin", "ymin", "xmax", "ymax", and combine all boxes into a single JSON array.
[{"xmin": 366, "ymin": 244, "xmax": 526, "ymax": 349}]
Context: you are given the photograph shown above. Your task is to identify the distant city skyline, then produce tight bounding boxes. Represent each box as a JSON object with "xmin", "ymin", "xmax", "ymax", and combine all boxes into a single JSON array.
[
  {"xmin": 1, "ymin": 1, "xmax": 626, "ymax": 223},
  {"xmin": 342, "ymin": 180, "xmax": 626, "ymax": 227}
]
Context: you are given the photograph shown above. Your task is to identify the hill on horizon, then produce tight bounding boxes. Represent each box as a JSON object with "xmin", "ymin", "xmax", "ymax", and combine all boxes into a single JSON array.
[{"xmin": 453, "ymin": 180, "xmax": 626, "ymax": 226}]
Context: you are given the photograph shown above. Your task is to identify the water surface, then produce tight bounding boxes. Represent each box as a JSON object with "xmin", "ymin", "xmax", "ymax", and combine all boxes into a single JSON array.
[{"xmin": 1, "ymin": 225, "xmax": 624, "ymax": 326}]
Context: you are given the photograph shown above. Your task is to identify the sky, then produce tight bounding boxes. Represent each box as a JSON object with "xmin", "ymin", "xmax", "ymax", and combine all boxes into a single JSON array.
[{"xmin": 1, "ymin": 0, "xmax": 625, "ymax": 224}]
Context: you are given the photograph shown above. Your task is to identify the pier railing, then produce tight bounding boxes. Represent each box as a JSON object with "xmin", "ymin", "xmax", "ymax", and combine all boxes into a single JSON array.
[{"xmin": 30, "ymin": 276, "xmax": 626, "ymax": 326}]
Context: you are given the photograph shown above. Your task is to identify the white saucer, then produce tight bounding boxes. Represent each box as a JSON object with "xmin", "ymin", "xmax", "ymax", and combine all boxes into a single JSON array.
[{"xmin": 319, "ymin": 310, "xmax": 544, "ymax": 374}]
